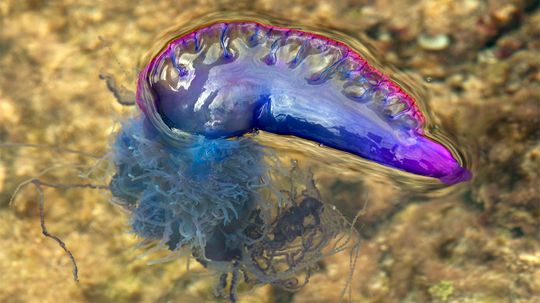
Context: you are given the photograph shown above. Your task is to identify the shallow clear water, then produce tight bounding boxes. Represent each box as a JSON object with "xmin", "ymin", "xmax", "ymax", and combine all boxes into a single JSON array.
[{"xmin": 0, "ymin": 1, "xmax": 538, "ymax": 303}]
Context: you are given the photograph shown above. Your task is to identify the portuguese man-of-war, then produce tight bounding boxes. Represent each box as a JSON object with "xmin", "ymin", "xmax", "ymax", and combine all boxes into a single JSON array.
[
  {"xmin": 105, "ymin": 19, "xmax": 472, "ymax": 302},
  {"xmin": 0, "ymin": 12, "xmax": 478, "ymax": 303}
]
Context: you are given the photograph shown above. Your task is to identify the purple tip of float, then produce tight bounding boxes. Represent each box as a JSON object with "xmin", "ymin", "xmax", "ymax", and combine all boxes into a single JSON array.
[
  {"xmin": 440, "ymin": 166, "xmax": 473, "ymax": 185},
  {"xmin": 136, "ymin": 21, "xmax": 472, "ymax": 185},
  {"xmin": 398, "ymin": 136, "xmax": 472, "ymax": 185}
]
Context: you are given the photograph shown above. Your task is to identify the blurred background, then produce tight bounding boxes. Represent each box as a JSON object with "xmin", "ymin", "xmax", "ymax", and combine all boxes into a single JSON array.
[{"xmin": 0, "ymin": 0, "xmax": 538, "ymax": 302}]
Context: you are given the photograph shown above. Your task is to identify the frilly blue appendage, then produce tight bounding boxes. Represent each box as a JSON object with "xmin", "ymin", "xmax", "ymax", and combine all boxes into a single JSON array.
[
  {"xmin": 109, "ymin": 116, "xmax": 358, "ymax": 292},
  {"xmin": 110, "ymin": 116, "xmax": 264, "ymax": 252}
]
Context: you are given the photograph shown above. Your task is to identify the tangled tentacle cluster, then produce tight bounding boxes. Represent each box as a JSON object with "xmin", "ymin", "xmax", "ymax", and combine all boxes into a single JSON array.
[
  {"xmin": 109, "ymin": 116, "xmax": 359, "ymax": 302},
  {"xmin": 110, "ymin": 116, "xmax": 265, "ymax": 254}
]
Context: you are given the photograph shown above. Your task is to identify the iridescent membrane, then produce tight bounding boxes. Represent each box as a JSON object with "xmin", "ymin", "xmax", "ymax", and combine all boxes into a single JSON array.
[{"xmin": 137, "ymin": 21, "xmax": 471, "ymax": 184}]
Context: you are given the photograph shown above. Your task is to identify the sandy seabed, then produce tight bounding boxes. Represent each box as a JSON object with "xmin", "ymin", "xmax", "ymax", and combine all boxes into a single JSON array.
[{"xmin": 0, "ymin": 1, "xmax": 539, "ymax": 302}]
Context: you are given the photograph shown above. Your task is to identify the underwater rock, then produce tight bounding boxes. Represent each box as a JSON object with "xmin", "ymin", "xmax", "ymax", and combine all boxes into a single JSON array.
[{"xmin": 417, "ymin": 33, "xmax": 450, "ymax": 51}]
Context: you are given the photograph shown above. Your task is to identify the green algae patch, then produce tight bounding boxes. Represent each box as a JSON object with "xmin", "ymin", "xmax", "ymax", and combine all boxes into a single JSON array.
[{"xmin": 428, "ymin": 280, "xmax": 454, "ymax": 302}]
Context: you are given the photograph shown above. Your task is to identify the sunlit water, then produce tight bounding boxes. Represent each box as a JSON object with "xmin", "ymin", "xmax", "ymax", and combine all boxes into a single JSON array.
[{"xmin": 2, "ymin": 1, "xmax": 536, "ymax": 303}]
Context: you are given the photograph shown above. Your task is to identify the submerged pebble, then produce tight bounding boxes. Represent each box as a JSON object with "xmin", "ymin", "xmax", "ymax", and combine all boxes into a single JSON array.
[{"xmin": 418, "ymin": 33, "xmax": 450, "ymax": 51}]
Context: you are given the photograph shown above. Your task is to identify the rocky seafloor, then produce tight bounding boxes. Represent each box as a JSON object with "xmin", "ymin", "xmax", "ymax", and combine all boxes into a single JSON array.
[{"xmin": 0, "ymin": 0, "xmax": 538, "ymax": 302}]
